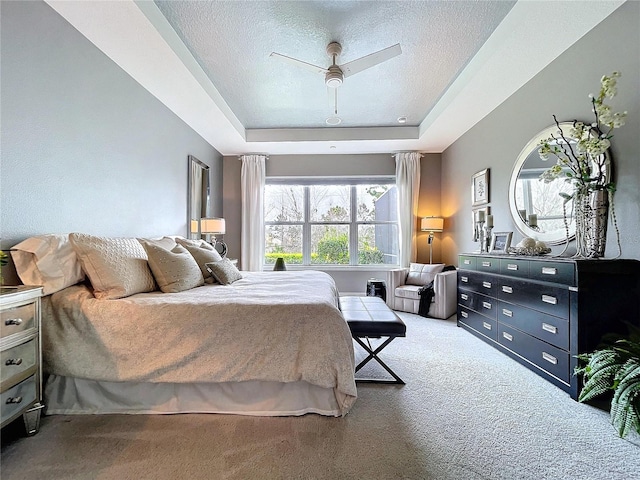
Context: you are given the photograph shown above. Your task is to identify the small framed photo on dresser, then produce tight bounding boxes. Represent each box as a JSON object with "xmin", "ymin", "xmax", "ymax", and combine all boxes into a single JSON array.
[{"xmin": 489, "ymin": 231, "xmax": 513, "ymax": 254}]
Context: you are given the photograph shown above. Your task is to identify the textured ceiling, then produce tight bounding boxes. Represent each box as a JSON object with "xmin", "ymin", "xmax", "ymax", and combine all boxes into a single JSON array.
[
  {"xmin": 154, "ymin": 0, "xmax": 515, "ymax": 129},
  {"xmin": 46, "ymin": 0, "xmax": 626, "ymax": 155}
]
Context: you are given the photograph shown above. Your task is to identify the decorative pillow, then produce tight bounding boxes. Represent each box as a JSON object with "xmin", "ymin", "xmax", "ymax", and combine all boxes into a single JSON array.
[
  {"xmin": 10, "ymin": 234, "xmax": 85, "ymax": 295},
  {"xmin": 69, "ymin": 233, "xmax": 156, "ymax": 300},
  {"xmin": 142, "ymin": 243, "xmax": 204, "ymax": 293},
  {"xmin": 405, "ymin": 263, "xmax": 445, "ymax": 286},
  {"xmin": 138, "ymin": 236, "xmax": 177, "ymax": 252},
  {"xmin": 205, "ymin": 258, "xmax": 242, "ymax": 285},
  {"xmin": 176, "ymin": 238, "xmax": 222, "ymax": 282}
]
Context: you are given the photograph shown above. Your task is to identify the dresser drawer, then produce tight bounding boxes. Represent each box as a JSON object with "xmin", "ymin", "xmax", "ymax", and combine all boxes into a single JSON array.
[
  {"xmin": 458, "ymin": 272, "xmax": 498, "ymax": 297},
  {"xmin": 1, "ymin": 339, "xmax": 37, "ymax": 388},
  {"xmin": 1, "ymin": 302, "xmax": 36, "ymax": 339},
  {"xmin": 497, "ymin": 278, "xmax": 570, "ymax": 319},
  {"xmin": 497, "ymin": 301, "xmax": 569, "ymax": 350},
  {"xmin": 458, "ymin": 255, "xmax": 477, "ymax": 270},
  {"xmin": 458, "ymin": 306, "xmax": 497, "ymax": 341},
  {"xmin": 498, "ymin": 324, "xmax": 570, "ymax": 383},
  {"xmin": 1, "ymin": 375, "xmax": 37, "ymax": 426},
  {"xmin": 476, "ymin": 257, "xmax": 500, "ymax": 274},
  {"xmin": 458, "ymin": 290, "xmax": 497, "ymax": 319},
  {"xmin": 500, "ymin": 258, "xmax": 530, "ymax": 279},
  {"xmin": 529, "ymin": 261, "xmax": 575, "ymax": 286}
]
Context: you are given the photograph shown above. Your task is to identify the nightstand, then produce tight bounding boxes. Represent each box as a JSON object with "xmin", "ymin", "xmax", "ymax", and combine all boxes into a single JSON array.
[{"xmin": 1, "ymin": 286, "xmax": 44, "ymax": 435}]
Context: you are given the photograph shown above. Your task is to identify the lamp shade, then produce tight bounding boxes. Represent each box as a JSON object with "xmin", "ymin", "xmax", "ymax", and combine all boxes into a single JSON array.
[
  {"xmin": 421, "ymin": 217, "xmax": 444, "ymax": 232},
  {"xmin": 200, "ymin": 217, "xmax": 226, "ymax": 235},
  {"xmin": 190, "ymin": 220, "xmax": 199, "ymax": 234}
]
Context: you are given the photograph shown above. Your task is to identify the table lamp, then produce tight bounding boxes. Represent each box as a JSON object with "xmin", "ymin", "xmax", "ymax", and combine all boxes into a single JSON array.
[
  {"xmin": 421, "ymin": 217, "xmax": 444, "ymax": 264},
  {"xmin": 200, "ymin": 217, "xmax": 227, "ymax": 257}
]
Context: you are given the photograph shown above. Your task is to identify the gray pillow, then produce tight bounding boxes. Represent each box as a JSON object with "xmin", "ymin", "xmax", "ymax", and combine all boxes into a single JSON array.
[
  {"xmin": 205, "ymin": 258, "xmax": 242, "ymax": 285},
  {"xmin": 143, "ymin": 243, "xmax": 204, "ymax": 293},
  {"xmin": 176, "ymin": 239, "xmax": 223, "ymax": 282}
]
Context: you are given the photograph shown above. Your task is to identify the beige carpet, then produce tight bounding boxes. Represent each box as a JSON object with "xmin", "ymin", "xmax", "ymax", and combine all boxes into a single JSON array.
[{"xmin": 2, "ymin": 312, "xmax": 639, "ymax": 480}]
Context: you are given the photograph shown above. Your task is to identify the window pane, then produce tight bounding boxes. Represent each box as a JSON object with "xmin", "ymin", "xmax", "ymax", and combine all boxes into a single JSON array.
[
  {"xmin": 358, "ymin": 224, "xmax": 399, "ymax": 265},
  {"xmin": 311, "ymin": 225, "xmax": 349, "ymax": 264},
  {"xmin": 309, "ymin": 185, "xmax": 350, "ymax": 222},
  {"xmin": 357, "ymin": 184, "xmax": 397, "ymax": 222},
  {"xmin": 265, "ymin": 185, "xmax": 304, "ymax": 222},
  {"xmin": 264, "ymin": 225, "xmax": 303, "ymax": 264}
]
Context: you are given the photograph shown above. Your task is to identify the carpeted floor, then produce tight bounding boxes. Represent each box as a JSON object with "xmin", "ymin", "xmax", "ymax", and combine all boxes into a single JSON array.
[{"xmin": 1, "ymin": 311, "xmax": 639, "ymax": 480}]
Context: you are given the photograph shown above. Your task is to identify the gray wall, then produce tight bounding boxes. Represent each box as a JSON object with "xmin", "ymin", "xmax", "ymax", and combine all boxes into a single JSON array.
[
  {"xmin": 223, "ymin": 153, "xmax": 443, "ymax": 293},
  {"xmin": 441, "ymin": 1, "xmax": 640, "ymax": 265},
  {"xmin": 0, "ymin": 1, "xmax": 223, "ymax": 283}
]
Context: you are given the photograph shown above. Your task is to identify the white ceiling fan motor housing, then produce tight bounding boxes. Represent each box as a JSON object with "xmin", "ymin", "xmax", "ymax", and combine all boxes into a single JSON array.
[{"xmin": 325, "ymin": 65, "xmax": 343, "ymax": 88}]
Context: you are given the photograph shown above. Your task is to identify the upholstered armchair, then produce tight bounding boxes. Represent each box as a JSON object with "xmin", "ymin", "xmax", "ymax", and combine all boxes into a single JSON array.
[{"xmin": 386, "ymin": 263, "xmax": 457, "ymax": 319}]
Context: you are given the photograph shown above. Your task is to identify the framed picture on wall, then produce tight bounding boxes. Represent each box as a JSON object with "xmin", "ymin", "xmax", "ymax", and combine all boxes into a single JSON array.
[
  {"xmin": 472, "ymin": 206, "xmax": 490, "ymax": 241},
  {"xmin": 489, "ymin": 231, "xmax": 513, "ymax": 254},
  {"xmin": 472, "ymin": 168, "xmax": 490, "ymax": 207}
]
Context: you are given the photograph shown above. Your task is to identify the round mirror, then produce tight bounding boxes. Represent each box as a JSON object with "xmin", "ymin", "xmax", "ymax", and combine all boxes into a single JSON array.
[{"xmin": 508, "ymin": 122, "xmax": 610, "ymax": 245}]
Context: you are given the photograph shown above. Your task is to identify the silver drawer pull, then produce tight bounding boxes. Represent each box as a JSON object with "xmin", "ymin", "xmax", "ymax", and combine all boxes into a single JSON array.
[
  {"xmin": 461, "ymin": 311, "xmax": 468, "ymax": 319},
  {"xmin": 482, "ymin": 322, "xmax": 492, "ymax": 330},
  {"xmin": 542, "ymin": 295, "xmax": 557, "ymax": 305},
  {"xmin": 482, "ymin": 281, "xmax": 492, "ymax": 288},
  {"xmin": 502, "ymin": 309, "xmax": 513, "ymax": 317},
  {"xmin": 507, "ymin": 264, "xmax": 518, "ymax": 271},
  {"xmin": 502, "ymin": 286, "xmax": 513, "ymax": 294},
  {"xmin": 461, "ymin": 276, "xmax": 468, "ymax": 283},
  {"xmin": 460, "ymin": 293, "xmax": 469, "ymax": 300},
  {"xmin": 5, "ymin": 318, "xmax": 23, "ymax": 326},
  {"xmin": 541, "ymin": 267, "xmax": 557, "ymax": 275},
  {"xmin": 5, "ymin": 358, "xmax": 23, "ymax": 366},
  {"xmin": 463, "ymin": 259, "xmax": 471, "ymax": 265},
  {"xmin": 542, "ymin": 352, "xmax": 558, "ymax": 365},
  {"xmin": 482, "ymin": 301, "xmax": 492, "ymax": 309},
  {"xmin": 6, "ymin": 396, "xmax": 23, "ymax": 404},
  {"xmin": 502, "ymin": 332, "xmax": 513, "ymax": 341},
  {"xmin": 482, "ymin": 261, "xmax": 491, "ymax": 267},
  {"xmin": 542, "ymin": 323, "xmax": 558, "ymax": 334}
]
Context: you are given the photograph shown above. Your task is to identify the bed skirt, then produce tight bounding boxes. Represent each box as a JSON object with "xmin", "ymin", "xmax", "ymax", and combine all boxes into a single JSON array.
[{"xmin": 44, "ymin": 375, "xmax": 348, "ymax": 417}]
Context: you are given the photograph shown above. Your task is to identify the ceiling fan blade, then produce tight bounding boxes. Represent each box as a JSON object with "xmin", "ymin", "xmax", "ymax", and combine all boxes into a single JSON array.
[
  {"xmin": 269, "ymin": 52, "xmax": 328, "ymax": 75},
  {"xmin": 340, "ymin": 43, "xmax": 402, "ymax": 78}
]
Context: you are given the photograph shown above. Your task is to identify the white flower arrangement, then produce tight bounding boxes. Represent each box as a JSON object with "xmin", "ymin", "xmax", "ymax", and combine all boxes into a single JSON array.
[{"xmin": 538, "ymin": 72, "xmax": 626, "ymax": 198}]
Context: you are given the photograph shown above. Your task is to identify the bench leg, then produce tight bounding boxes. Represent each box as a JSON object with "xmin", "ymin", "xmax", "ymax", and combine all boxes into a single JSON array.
[{"xmin": 353, "ymin": 336, "xmax": 405, "ymax": 385}]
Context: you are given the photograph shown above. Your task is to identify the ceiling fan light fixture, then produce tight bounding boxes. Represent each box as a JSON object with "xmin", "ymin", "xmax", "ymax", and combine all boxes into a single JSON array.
[
  {"xmin": 325, "ymin": 67, "xmax": 343, "ymax": 88},
  {"xmin": 326, "ymin": 116, "xmax": 341, "ymax": 126}
]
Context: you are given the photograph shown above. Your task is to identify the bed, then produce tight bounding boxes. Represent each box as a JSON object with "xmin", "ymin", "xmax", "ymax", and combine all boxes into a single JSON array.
[{"xmin": 12, "ymin": 234, "xmax": 357, "ymax": 417}]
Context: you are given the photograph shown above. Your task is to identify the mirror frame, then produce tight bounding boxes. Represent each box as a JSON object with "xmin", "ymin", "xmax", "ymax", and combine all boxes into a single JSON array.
[
  {"xmin": 508, "ymin": 122, "xmax": 610, "ymax": 245},
  {"xmin": 187, "ymin": 155, "xmax": 210, "ymax": 239}
]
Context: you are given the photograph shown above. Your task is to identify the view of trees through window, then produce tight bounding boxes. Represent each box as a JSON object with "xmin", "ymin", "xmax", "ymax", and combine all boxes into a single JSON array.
[{"xmin": 264, "ymin": 182, "xmax": 398, "ymax": 266}]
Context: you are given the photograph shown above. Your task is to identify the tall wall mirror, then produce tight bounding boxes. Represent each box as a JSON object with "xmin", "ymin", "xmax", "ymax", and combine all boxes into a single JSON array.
[
  {"xmin": 187, "ymin": 155, "xmax": 210, "ymax": 239},
  {"xmin": 508, "ymin": 122, "xmax": 610, "ymax": 245}
]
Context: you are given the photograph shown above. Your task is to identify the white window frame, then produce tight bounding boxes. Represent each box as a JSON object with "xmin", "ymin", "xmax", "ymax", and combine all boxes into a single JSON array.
[{"xmin": 264, "ymin": 176, "xmax": 398, "ymax": 268}]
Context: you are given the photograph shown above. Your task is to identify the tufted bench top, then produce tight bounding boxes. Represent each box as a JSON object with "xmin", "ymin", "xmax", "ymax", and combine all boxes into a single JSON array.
[{"xmin": 340, "ymin": 296, "xmax": 406, "ymax": 337}]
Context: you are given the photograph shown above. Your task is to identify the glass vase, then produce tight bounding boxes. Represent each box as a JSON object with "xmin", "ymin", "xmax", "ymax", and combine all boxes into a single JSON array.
[{"xmin": 573, "ymin": 189, "xmax": 609, "ymax": 258}]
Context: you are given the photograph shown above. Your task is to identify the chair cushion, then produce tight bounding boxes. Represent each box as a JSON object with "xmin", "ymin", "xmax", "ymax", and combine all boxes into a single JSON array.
[
  {"xmin": 395, "ymin": 285, "xmax": 435, "ymax": 302},
  {"xmin": 405, "ymin": 263, "xmax": 445, "ymax": 286}
]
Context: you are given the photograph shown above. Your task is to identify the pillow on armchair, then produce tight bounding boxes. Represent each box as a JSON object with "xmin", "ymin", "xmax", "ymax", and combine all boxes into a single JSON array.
[{"xmin": 405, "ymin": 263, "xmax": 445, "ymax": 286}]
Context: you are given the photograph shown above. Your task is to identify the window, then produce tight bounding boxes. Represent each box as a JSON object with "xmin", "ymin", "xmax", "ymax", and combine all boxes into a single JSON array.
[{"xmin": 264, "ymin": 178, "xmax": 398, "ymax": 266}]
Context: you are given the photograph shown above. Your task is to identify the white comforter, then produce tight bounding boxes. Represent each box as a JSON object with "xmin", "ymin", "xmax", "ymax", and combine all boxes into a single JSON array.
[{"xmin": 42, "ymin": 270, "xmax": 356, "ymax": 415}]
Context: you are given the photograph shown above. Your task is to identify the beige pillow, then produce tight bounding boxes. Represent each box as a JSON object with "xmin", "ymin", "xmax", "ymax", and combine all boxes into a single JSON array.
[
  {"xmin": 205, "ymin": 258, "xmax": 242, "ymax": 285},
  {"xmin": 143, "ymin": 243, "xmax": 204, "ymax": 293},
  {"xmin": 69, "ymin": 233, "xmax": 156, "ymax": 300},
  {"xmin": 11, "ymin": 234, "xmax": 85, "ymax": 295},
  {"xmin": 176, "ymin": 238, "xmax": 222, "ymax": 282}
]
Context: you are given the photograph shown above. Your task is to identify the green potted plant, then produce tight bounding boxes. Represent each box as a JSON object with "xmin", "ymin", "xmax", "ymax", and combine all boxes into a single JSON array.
[{"xmin": 575, "ymin": 326, "xmax": 640, "ymax": 438}]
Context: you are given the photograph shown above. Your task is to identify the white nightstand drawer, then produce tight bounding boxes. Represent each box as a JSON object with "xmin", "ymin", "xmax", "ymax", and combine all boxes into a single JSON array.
[
  {"xmin": 1, "ymin": 302, "xmax": 36, "ymax": 339},
  {"xmin": 1, "ymin": 375, "xmax": 37, "ymax": 426},
  {"xmin": 1, "ymin": 339, "xmax": 37, "ymax": 387}
]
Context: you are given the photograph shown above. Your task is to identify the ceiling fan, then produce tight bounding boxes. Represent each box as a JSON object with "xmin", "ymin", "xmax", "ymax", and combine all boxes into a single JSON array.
[{"xmin": 270, "ymin": 42, "xmax": 402, "ymax": 118}]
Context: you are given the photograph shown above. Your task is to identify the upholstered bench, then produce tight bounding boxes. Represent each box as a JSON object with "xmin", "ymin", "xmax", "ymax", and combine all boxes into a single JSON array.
[{"xmin": 339, "ymin": 296, "xmax": 406, "ymax": 384}]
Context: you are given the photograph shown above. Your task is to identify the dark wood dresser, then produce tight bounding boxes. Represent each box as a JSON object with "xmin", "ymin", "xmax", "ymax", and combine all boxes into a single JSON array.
[{"xmin": 457, "ymin": 254, "xmax": 640, "ymax": 400}]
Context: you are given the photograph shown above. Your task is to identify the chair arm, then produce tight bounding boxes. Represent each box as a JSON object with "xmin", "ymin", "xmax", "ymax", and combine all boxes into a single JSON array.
[
  {"xmin": 386, "ymin": 268, "xmax": 409, "ymax": 308},
  {"xmin": 432, "ymin": 269, "xmax": 458, "ymax": 319}
]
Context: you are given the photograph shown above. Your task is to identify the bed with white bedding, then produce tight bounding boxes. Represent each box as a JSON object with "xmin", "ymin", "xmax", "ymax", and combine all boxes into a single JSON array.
[{"xmin": 41, "ymin": 270, "xmax": 357, "ymax": 417}]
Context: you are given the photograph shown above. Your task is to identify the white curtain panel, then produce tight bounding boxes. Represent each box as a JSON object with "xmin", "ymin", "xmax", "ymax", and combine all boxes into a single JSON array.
[
  {"xmin": 240, "ymin": 154, "xmax": 266, "ymax": 271},
  {"xmin": 395, "ymin": 152, "xmax": 421, "ymax": 268}
]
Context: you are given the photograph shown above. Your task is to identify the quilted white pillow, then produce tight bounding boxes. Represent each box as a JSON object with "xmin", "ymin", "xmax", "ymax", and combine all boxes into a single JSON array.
[
  {"xmin": 405, "ymin": 263, "xmax": 445, "ymax": 286},
  {"xmin": 69, "ymin": 233, "xmax": 156, "ymax": 300},
  {"xmin": 11, "ymin": 234, "xmax": 85, "ymax": 295}
]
